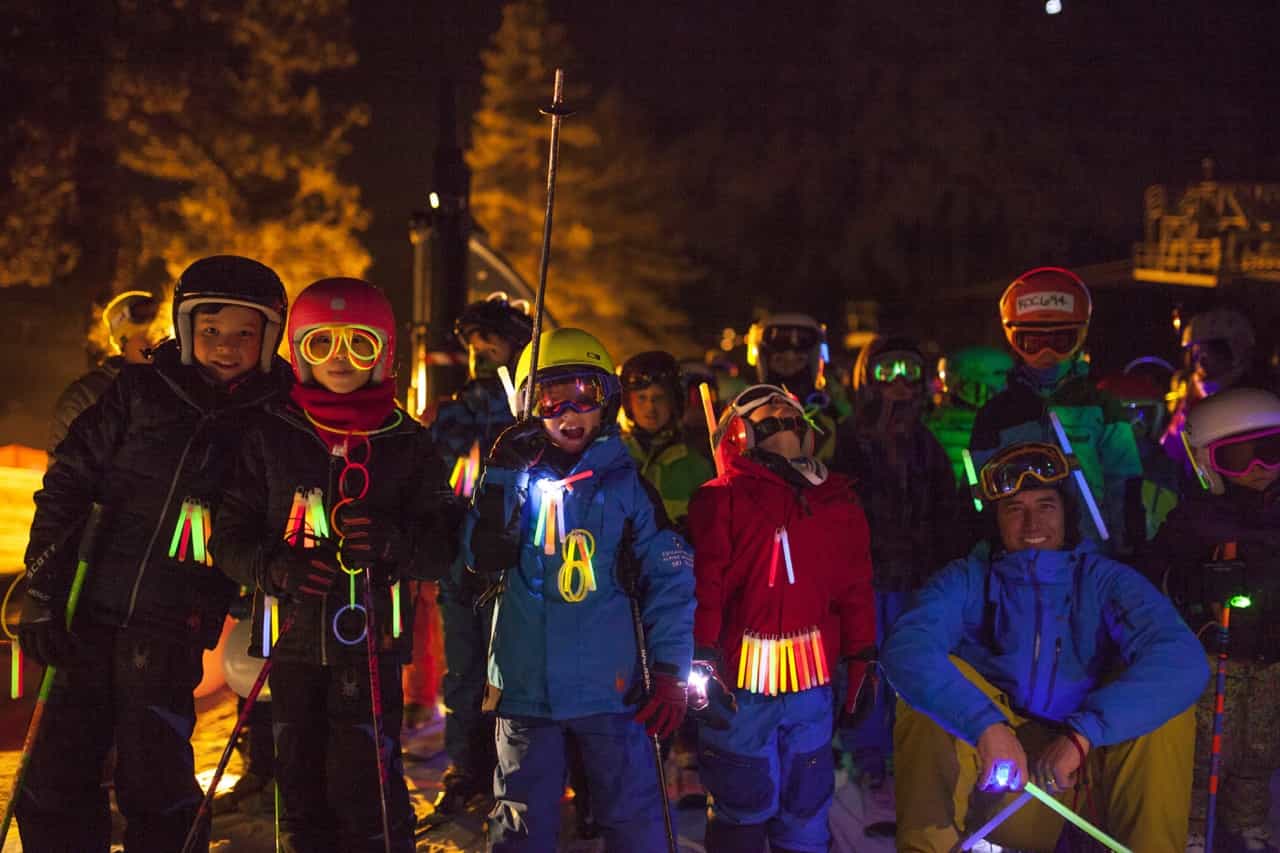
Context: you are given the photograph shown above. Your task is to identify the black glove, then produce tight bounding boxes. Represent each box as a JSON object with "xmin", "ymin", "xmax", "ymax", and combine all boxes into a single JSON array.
[
  {"xmin": 336, "ymin": 503, "xmax": 407, "ymax": 586},
  {"xmin": 17, "ymin": 593, "xmax": 77, "ymax": 668},
  {"xmin": 687, "ymin": 650, "xmax": 738, "ymax": 731},
  {"xmin": 488, "ymin": 418, "xmax": 547, "ymax": 471},
  {"xmin": 265, "ymin": 548, "xmax": 340, "ymax": 600}
]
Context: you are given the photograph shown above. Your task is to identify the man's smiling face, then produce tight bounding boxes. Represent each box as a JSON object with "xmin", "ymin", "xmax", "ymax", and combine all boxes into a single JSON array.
[{"xmin": 996, "ymin": 487, "xmax": 1066, "ymax": 553}]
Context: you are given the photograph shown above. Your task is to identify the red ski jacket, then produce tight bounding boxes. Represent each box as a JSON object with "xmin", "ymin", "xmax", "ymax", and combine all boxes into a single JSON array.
[{"xmin": 688, "ymin": 453, "xmax": 875, "ymax": 693}]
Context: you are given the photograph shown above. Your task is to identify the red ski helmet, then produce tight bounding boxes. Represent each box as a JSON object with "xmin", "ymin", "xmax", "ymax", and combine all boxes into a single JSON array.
[
  {"xmin": 998, "ymin": 267, "xmax": 1092, "ymax": 367},
  {"xmin": 288, "ymin": 278, "xmax": 396, "ymax": 385}
]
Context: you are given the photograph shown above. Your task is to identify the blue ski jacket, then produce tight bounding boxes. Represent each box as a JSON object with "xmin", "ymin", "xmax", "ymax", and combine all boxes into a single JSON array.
[
  {"xmin": 882, "ymin": 542, "xmax": 1207, "ymax": 748},
  {"xmin": 467, "ymin": 432, "xmax": 695, "ymax": 720}
]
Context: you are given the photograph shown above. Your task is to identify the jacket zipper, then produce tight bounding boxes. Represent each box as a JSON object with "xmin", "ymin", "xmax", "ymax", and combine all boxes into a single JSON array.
[
  {"xmin": 1025, "ymin": 557, "xmax": 1043, "ymax": 708},
  {"xmin": 1044, "ymin": 637, "xmax": 1062, "ymax": 713},
  {"xmin": 123, "ymin": 418, "xmax": 207, "ymax": 625}
]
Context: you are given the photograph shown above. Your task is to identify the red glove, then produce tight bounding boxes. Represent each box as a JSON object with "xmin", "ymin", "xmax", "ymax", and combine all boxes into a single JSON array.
[{"xmin": 633, "ymin": 669, "xmax": 688, "ymax": 739}]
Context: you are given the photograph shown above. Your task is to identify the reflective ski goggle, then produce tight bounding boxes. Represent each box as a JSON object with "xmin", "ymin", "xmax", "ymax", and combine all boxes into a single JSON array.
[
  {"xmin": 871, "ymin": 357, "xmax": 924, "ymax": 384},
  {"xmin": 620, "ymin": 368, "xmax": 678, "ymax": 393},
  {"xmin": 763, "ymin": 325, "xmax": 820, "ymax": 352},
  {"xmin": 1206, "ymin": 426, "xmax": 1280, "ymax": 477},
  {"xmin": 534, "ymin": 375, "xmax": 608, "ymax": 419},
  {"xmin": 298, "ymin": 325, "xmax": 384, "ymax": 369},
  {"xmin": 1011, "ymin": 326, "xmax": 1084, "ymax": 357},
  {"xmin": 978, "ymin": 443, "xmax": 1071, "ymax": 501}
]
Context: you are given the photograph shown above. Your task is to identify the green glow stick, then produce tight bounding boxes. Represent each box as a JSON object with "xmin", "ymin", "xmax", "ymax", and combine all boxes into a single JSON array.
[
  {"xmin": 390, "ymin": 581, "xmax": 402, "ymax": 638},
  {"xmin": 167, "ymin": 499, "xmax": 191, "ymax": 558},
  {"xmin": 191, "ymin": 504, "xmax": 207, "ymax": 564},
  {"xmin": 962, "ymin": 449, "xmax": 984, "ymax": 512},
  {"xmin": 1024, "ymin": 782, "xmax": 1131, "ymax": 852},
  {"xmin": 10, "ymin": 643, "xmax": 21, "ymax": 700}
]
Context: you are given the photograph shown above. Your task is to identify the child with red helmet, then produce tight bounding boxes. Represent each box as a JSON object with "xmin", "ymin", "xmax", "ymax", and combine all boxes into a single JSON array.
[
  {"xmin": 212, "ymin": 277, "xmax": 459, "ymax": 852},
  {"xmin": 688, "ymin": 384, "xmax": 875, "ymax": 853}
]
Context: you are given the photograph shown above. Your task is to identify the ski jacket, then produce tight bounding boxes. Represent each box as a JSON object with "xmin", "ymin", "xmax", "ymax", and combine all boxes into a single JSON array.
[
  {"xmin": 687, "ymin": 453, "xmax": 875, "ymax": 685},
  {"xmin": 832, "ymin": 418, "xmax": 961, "ymax": 592},
  {"xmin": 467, "ymin": 430, "xmax": 695, "ymax": 720},
  {"xmin": 429, "ymin": 376, "xmax": 514, "ymax": 463},
  {"xmin": 25, "ymin": 341, "xmax": 289, "ymax": 649},
  {"xmin": 925, "ymin": 403, "xmax": 978, "ymax": 488},
  {"xmin": 428, "ymin": 376, "xmax": 515, "ymax": 599},
  {"xmin": 621, "ymin": 424, "xmax": 716, "ymax": 525},
  {"xmin": 1143, "ymin": 480, "xmax": 1280, "ymax": 661},
  {"xmin": 211, "ymin": 401, "xmax": 460, "ymax": 666},
  {"xmin": 48, "ymin": 356, "xmax": 124, "ymax": 454},
  {"xmin": 970, "ymin": 365, "xmax": 1143, "ymax": 550},
  {"xmin": 882, "ymin": 542, "xmax": 1207, "ymax": 749}
]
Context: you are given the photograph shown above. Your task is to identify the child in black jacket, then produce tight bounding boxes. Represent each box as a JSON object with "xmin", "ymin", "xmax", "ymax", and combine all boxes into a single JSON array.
[
  {"xmin": 212, "ymin": 277, "xmax": 458, "ymax": 853},
  {"xmin": 18, "ymin": 255, "xmax": 290, "ymax": 852}
]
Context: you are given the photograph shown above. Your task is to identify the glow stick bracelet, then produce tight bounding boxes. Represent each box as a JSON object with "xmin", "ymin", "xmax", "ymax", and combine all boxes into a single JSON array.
[{"xmin": 1047, "ymin": 412, "xmax": 1109, "ymax": 540}]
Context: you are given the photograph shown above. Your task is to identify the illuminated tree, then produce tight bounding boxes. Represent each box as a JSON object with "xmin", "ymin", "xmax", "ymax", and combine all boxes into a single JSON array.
[
  {"xmin": 0, "ymin": 0, "xmax": 370, "ymax": 305},
  {"xmin": 467, "ymin": 0, "xmax": 698, "ymax": 358}
]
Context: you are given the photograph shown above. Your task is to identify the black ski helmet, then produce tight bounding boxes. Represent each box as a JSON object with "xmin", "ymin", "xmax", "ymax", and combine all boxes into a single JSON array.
[
  {"xmin": 454, "ymin": 292, "xmax": 534, "ymax": 358},
  {"xmin": 173, "ymin": 255, "xmax": 288, "ymax": 373},
  {"xmin": 620, "ymin": 350, "xmax": 685, "ymax": 423}
]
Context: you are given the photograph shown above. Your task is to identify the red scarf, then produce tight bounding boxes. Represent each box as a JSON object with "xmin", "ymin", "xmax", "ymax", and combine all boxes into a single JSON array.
[{"xmin": 289, "ymin": 381, "xmax": 397, "ymax": 446}]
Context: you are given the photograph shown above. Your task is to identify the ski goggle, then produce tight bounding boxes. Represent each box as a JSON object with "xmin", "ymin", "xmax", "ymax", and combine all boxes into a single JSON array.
[
  {"xmin": 620, "ymin": 367, "xmax": 679, "ymax": 393},
  {"xmin": 978, "ymin": 443, "xmax": 1071, "ymax": 501},
  {"xmin": 1010, "ymin": 326, "xmax": 1084, "ymax": 357},
  {"xmin": 534, "ymin": 375, "xmax": 608, "ymax": 419},
  {"xmin": 763, "ymin": 325, "xmax": 820, "ymax": 352},
  {"xmin": 298, "ymin": 325, "xmax": 384, "ymax": 369},
  {"xmin": 1206, "ymin": 426, "xmax": 1280, "ymax": 477},
  {"xmin": 871, "ymin": 356, "xmax": 924, "ymax": 384}
]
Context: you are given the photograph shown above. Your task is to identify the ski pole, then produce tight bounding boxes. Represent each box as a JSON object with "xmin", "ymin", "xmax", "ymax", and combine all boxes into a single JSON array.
[
  {"xmin": 1205, "ymin": 601, "xmax": 1231, "ymax": 853},
  {"xmin": 1047, "ymin": 412, "xmax": 1109, "ymax": 540},
  {"xmin": 362, "ymin": 570, "xmax": 393, "ymax": 853},
  {"xmin": 181, "ymin": 611, "xmax": 297, "ymax": 853},
  {"xmin": 698, "ymin": 382, "xmax": 723, "ymax": 476},
  {"xmin": 0, "ymin": 501, "xmax": 105, "ymax": 847},
  {"xmin": 521, "ymin": 68, "xmax": 573, "ymax": 418}
]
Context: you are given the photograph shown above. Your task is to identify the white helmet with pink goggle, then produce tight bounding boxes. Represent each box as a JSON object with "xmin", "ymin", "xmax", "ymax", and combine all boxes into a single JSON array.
[{"xmin": 1185, "ymin": 387, "xmax": 1280, "ymax": 494}]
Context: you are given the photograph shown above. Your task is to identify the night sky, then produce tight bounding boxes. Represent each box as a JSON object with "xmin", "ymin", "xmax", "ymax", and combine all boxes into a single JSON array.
[{"xmin": 340, "ymin": 1, "xmax": 1278, "ymax": 348}]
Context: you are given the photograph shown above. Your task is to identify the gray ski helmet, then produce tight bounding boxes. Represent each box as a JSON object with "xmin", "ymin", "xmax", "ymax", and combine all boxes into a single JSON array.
[{"xmin": 173, "ymin": 255, "xmax": 287, "ymax": 373}]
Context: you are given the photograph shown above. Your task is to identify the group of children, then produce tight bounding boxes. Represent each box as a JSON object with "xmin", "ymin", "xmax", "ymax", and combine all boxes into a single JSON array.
[{"xmin": 15, "ymin": 254, "xmax": 1280, "ymax": 852}]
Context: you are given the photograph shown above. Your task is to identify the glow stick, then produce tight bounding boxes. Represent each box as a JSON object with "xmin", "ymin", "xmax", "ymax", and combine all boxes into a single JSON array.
[
  {"xmin": 497, "ymin": 365, "xmax": 518, "ymax": 418},
  {"xmin": 449, "ymin": 456, "xmax": 467, "ymax": 494},
  {"xmin": 270, "ymin": 598, "xmax": 279, "ymax": 647},
  {"xmin": 768, "ymin": 637, "xmax": 777, "ymax": 695},
  {"xmin": 812, "ymin": 629, "xmax": 828, "ymax": 684},
  {"xmin": 698, "ymin": 383, "xmax": 723, "ymax": 476},
  {"xmin": 796, "ymin": 631, "xmax": 812, "ymax": 689},
  {"xmin": 780, "ymin": 528, "xmax": 795, "ymax": 585},
  {"xmin": 1024, "ymin": 782, "xmax": 1131, "ymax": 852},
  {"xmin": 390, "ymin": 581, "xmax": 402, "ymax": 638},
  {"xmin": 177, "ymin": 508, "xmax": 193, "ymax": 562},
  {"xmin": 768, "ymin": 530, "xmax": 781, "ymax": 587},
  {"xmin": 786, "ymin": 636, "xmax": 798, "ymax": 693},
  {"xmin": 201, "ymin": 501, "xmax": 213, "ymax": 566},
  {"xmin": 307, "ymin": 489, "xmax": 330, "ymax": 540},
  {"xmin": 191, "ymin": 504, "xmax": 207, "ymax": 565},
  {"xmin": 1181, "ymin": 430, "xmax": 1212, "ymax": 491},
  {"xmin": 959, "ymin": 791, "xmax": 1032, "ymax": 850},
  {"xmin": 962, "ymin": 448, "xmax": 984, "ymax": 512},
  {"xmin": 737, "ymin": 637, "xmax": 748, "ymax": 689},
  {"xmin": 168, "ymin": 500, "xmax": 191, "ymax": 558},
  {"xmin": 1048, "ymin": 412, "xmax": 1109, "ymax": 540},
  {"xmin": 11, "ymin": 643, "xmax": 21, "ymax": 699},
  {"xmin": 262, "ymin": 597, "xmax": 276, "ymax": 657}
]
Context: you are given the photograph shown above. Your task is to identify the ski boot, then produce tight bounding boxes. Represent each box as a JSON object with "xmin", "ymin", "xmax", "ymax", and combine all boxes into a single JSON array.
[{"xmin": 419, "ymin": 766, "xmax": 489, "ymax": 831}]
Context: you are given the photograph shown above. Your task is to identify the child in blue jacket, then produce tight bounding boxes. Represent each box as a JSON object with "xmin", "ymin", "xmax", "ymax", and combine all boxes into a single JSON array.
[{"xmin": 466, "ymin": 328, "xmax": 695, "ymax": 852}]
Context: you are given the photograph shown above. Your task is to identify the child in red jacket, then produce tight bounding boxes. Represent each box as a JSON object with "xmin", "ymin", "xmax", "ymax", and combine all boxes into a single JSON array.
[{"xmin": 687, "ymin": 384, "xmax": 876, "ymax": 853}]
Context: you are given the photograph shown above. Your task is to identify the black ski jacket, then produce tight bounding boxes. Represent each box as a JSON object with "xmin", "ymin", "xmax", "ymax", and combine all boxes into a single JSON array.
[
  {"xmin": 25, "ymin": 341, "xmax": 290, "ymax": 649},
  {"xmin": 210, "ymin": 400, "xmax": 460, "ymax": 666}
]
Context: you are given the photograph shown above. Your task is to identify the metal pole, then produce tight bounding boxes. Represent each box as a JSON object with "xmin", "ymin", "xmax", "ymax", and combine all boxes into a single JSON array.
[{"xmin": 522, "ymin": 68, "xmax": 573, "ymax": 418}]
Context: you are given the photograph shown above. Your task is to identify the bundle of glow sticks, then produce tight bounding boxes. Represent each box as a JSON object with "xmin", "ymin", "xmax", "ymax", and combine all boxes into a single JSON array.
[
  {"xmin": 736, "ymin": 626, "xmax": 829, "ymax": 695},
  {"xmin": 168, "ymin": 498, "xmax": 213, "ymax": 565},
  {"xmin": 449, "ymin": 441, "xmax": 482, "ymax": 499},
  {"xmin": 532, "ymin": 470, "xmax": 594, "ymax": 557}
]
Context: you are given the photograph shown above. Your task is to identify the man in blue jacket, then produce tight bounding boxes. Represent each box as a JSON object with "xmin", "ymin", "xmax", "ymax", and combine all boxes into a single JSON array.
[
  {"xmin": 466, "ymin": 328, "xmax": 695, "ymax": 852},
  {"xmin": 883, "ymin": 441, "xmax": 1206, "ymax": 852}
]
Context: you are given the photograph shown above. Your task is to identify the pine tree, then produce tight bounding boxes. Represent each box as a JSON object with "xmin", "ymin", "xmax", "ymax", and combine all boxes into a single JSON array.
[
  {"xmin": 0, "ymin": 0, "xmax": 370, "ymax": 305},
  {"xmin": 467, "ymin": 0, "xmax": 697, "ymax": 359}
]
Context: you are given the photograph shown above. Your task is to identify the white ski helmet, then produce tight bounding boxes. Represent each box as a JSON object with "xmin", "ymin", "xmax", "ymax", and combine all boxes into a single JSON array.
[
  {"xmin": 1181, "ymin": 307, "xmax": 1255, "ymax": 391},
  {"xmin": 1185, "ymin": 387, "xmax": 1280, "ymax": 494}
]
